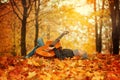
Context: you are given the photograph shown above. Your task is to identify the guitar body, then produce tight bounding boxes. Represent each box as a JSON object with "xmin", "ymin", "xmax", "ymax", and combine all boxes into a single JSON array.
[
  {"xmin": 35, "ymin": 41, "xmax": 61, "ymax": 57},
  {"xmin": 35, "ymin": 31, "xmax": 69, "ymax": 57}
]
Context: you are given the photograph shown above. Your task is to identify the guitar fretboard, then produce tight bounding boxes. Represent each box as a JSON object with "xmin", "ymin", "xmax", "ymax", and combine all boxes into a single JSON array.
[{"xmin": 49, "ymin": 31, "xmax": 68, "ymax": 47}]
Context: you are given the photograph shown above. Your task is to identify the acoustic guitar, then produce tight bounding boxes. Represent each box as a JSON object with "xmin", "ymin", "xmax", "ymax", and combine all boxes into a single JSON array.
[{"xmin": 35, "ymin": 31, "xmax": 69, "ymax": 57}]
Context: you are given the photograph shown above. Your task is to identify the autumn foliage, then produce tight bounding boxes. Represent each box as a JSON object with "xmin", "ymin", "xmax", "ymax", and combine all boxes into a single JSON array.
[
  {"xmin": 0, "ymin": 1, "xmax": 120, "ymax": 80},
  {"xmin": 0, "ymin": 54, "xmax": 120, "ymax": 80}
]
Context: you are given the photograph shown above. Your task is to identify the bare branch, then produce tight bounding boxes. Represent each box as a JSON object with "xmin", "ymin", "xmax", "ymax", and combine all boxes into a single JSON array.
[
  {"xmin": 10, "ymin": 0, "xmax": 22, "ymax": 21},
  {"xmin": 0, "ymin": 10, "xmax": 12, "ymax": 18},
  {"xmin": 28, "ymin": 0, "xmax": 32, "ymax": 8},
  {"xmin": 36, "ymin": 0, "xmax": 40, "ymax": 12},
  {"xmin": 27, "ymin": 0, "xmax": 34, "ymax": 17},
  {"xmin": 10, "ymin": 0, "xmax": 23, "ymax": 16}
]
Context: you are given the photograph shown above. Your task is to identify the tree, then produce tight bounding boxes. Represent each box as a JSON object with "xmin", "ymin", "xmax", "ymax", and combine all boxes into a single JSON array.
[
  {"xmin": 34, "ymin": 0, "xmax": 40, "ymax": 46},
  {"xmin": 94, "ymin": 0, "xmax": 100, "ymax": 53},
  {"xmin": 97, "ymin": 0, "xmax": 105, "ymax": 53},
  {"xmin": 94, "ymin": 0, "xmax": 106, "ymax": 53},
  {"xmin": 10, "ymin": 0, "xmax": 34, "ymax": 56},
  {"xmin": 108, "ymin": 0, "xmax": 120, "ymax": 54},
  {"xmin": 34, "ymin": 0, "xmax": 50, "ymax": 46}
]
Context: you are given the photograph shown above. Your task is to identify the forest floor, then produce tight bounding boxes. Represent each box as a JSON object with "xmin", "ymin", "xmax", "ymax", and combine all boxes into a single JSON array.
[{"xmin": 0, "ymin": 53, "xmax": 120, "ymax": 80}]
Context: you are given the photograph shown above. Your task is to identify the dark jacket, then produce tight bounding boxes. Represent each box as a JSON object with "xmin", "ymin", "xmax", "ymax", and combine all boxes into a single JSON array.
[{"xmin": 53, "ymin": 48, "xmax": 74, "ymax": 59}]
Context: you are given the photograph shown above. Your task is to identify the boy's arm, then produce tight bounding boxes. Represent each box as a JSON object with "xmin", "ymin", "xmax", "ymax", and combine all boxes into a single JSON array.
[{"xmin": 53, "ymin": 48, "xmax": 64, "ymax": 59}]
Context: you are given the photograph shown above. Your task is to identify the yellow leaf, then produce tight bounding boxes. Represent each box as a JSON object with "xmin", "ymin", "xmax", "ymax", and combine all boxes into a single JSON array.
[{"xmin": 27, "ymin": 71, "xmax": 36, "ymax": 79}]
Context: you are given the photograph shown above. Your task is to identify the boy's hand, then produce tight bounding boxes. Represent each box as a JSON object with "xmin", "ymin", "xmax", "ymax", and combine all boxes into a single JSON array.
[{"xmin": 48, "ymin": 46, "xmax": 55, "ymax": 50}]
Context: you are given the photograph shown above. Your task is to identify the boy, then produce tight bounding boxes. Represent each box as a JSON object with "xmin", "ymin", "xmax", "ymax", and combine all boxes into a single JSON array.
[{"xmin": 25, "ymin": 38, "xmax": 88, "ymax": 59}]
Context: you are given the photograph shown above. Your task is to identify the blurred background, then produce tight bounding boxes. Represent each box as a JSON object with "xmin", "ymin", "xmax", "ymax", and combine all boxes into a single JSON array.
[{"xmin": 0, "ymin": 0, "xmax": 119, "ymax": 56}]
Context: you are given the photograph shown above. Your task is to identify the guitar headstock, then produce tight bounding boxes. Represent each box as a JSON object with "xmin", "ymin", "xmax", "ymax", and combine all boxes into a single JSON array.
[{"xmin": 63, "ymin": 31, "xmax": 69, "ymax": 35}]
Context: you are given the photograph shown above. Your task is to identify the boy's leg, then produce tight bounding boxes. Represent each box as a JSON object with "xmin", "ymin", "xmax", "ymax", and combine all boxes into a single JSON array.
[
  {"xmin": 25, "ymin": 38, "xmax": 44, "ymax": 58},
  {"xmin": 37, "ymin": 38, "xmax": 44, "ymax": 46}
]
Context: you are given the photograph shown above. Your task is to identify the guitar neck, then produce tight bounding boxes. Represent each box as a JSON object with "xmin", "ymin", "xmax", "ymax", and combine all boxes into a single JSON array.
[{"xmin": 49, "ymin": 33, "xmax": 66, "ymax": 47}]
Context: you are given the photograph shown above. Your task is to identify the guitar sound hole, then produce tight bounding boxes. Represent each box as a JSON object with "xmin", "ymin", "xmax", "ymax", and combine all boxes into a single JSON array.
[{"xmin": 49, "ymin": 45, "xmax": 54, "ymax": 47}]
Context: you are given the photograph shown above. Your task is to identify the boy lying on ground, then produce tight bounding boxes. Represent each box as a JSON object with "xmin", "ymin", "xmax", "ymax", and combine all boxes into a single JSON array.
[{"xmin": 24, "ymin": 38, "xmax": 88, "ymax": 60}]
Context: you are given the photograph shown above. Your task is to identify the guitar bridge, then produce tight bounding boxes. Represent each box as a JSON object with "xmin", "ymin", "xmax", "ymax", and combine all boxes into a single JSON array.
[{"xmin": 43, "ymin": 49, "xmax": 51, "ymax": 52}]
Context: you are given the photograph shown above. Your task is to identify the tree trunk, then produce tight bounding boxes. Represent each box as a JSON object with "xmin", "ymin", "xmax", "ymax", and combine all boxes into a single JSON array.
[
  {"xmin": 109, "ymin": 0, "xmax": 119, "ymax": 54},
  {"xmin": 94, "ymin": 0, "xmax": 99, "ymax": 53},
  {"xmin": 34, "ymin": 0, "xmax": 40, "ymax": 46},
  {"xmin": 21, "ymin": 2, "xmax": 27, "ymax": 56},
  {"xmin": 10, "ymin": 0, "xmax": 33, "ymax": 56},
  {"xmin": 47, "ymin": 26, "xmax": 50, "ymax": 40},
  {"xmin": 13, "ymin": 23, "xmax": 16, "ymax": 55},
  {"xmin": 34, "ymin": 15, "xmax": 39, "ymax": 46},
  {"xmin": 21, "ymin": 18, "xmax": 27, "ymax": 56},
  {"xmin": 97, "ymin": 0, "xmax": 105, "ymax": 53}
]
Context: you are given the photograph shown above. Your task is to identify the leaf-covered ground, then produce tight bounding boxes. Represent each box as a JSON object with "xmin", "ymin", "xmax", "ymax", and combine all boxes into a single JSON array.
[{"xmin": 0, "ymin": 54, "xmax": 120, "ymax": 80}]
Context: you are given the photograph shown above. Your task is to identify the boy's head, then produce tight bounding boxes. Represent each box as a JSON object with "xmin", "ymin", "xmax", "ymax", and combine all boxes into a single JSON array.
[{"xmin": 73, "ymin": 49, "xmax": 88, "ymax": 59}]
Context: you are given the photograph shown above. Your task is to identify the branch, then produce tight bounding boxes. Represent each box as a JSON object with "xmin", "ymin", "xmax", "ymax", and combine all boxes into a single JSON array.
[
  {"xmin": 10, "ymin": 0, "xmax": 22, "ymax": 21},
  {"xmin": 27, "ymin": 0, "xmax": 35, "ymax": 17},
  {"xmin": 0, "ymin": 4, "xmax": 6, "ymax": 10},
  {"xmin": 36, "ymin": 0, "xmax": 40, "ymax": 13},
  {"xmin": 0, "ymin": 10, "xmax": 12, "ymax": 18},
  {"xmin": 12, "ymin": 0, "xmax": 23, "ymax": 16},
  {"xmin": 28, "ymin": 0, "xmax": 32, "ymax": 8},
  {"xmin": 21, "ymin": 0, "xmax": 26, "ymax": 8}
]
